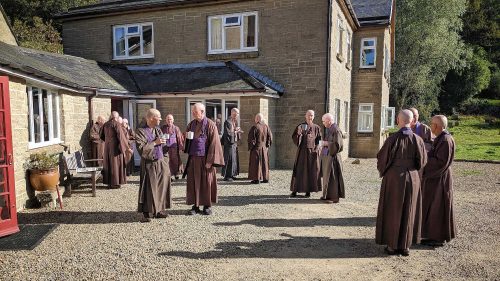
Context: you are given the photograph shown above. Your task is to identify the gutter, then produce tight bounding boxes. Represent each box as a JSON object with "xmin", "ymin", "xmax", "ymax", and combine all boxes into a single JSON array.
[{"xmin": 325, "ymin": 0, "xmax": 333, "ymax": 115}]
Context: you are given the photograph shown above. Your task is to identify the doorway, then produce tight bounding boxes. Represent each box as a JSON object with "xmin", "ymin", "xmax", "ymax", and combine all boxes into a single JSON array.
[
  {"xmin": 0, "ymin": 76, "xmax": 18, "ymax": 237},
  {"xmin": 128, "ymin": 100, "xmax": 156, "ymax": 166}
]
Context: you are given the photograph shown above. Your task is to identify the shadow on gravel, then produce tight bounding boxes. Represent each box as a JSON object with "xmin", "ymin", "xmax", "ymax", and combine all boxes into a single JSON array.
[
  {"xmin": 159, "ymin": 234, "xmax": 384, "ymax": 259},
  {"xmin": 214, "ymin": 217, "xmax": 376, "ymax": 227},
  {"xmin": 17, "ymin": 209, "xmax": 189, "ymax": 224},
  {"xmin": 217, "ymin": 195, "xmax": 324, "ymax": 206}
]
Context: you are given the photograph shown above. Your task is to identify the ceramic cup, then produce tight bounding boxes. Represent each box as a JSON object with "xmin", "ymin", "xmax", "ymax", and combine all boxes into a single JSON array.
[{"xmin": 187, "ymin": 131, "xmax": 194, "ymax": 139}]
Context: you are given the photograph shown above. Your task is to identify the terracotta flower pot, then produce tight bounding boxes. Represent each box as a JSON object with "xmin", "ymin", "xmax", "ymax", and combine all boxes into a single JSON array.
[{"xmin": 29, "ymin": 168, "xmax": 60, "ymax": 191}]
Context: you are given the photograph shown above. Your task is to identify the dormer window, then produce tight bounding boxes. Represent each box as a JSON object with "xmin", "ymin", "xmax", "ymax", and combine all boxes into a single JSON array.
[
  {"xmin": 208, "ymin": 12, "xmax": 258, "ymax": 54},
  {"xmin": 113, "ymin": 23, "xmax": 154, "ymax": 59}
]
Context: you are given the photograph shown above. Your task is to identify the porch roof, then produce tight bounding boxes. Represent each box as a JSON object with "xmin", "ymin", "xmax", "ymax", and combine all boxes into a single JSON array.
[
  {"xmin": 127, "ymin": 61, "xmax": 284, "ymax": 96},
  {"xmin": 0, "ymin": 41, "xmax": 138, "ymax": 94}
]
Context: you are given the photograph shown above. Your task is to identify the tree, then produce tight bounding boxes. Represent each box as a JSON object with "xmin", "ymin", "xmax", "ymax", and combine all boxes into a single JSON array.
[
  {"xmin": 390, "ymin": 0, "xmax": 469, "ymax": 119},
  {"xmin": 440, "ymin": 47, "xmax": 492, "ymax": 113},
  {"xmin": 0, "ymin": 0, "xmax": 98, "ymax": 52}
]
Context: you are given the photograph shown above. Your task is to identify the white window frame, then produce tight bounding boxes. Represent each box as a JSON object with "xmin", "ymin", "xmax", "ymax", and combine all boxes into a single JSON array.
[
  {"xmin": 357, "ymin": 103, "xmax": 374, "ymax": 133},
  {"xmin": 381, "ymin": 106, "xmax": 395, "ymax": 129},
  {"xmin": 186, "ymin": 97, "xmax": 240, "ymax": 135},
  {"xmin": 208, "ymin": 11, "xmax": 259, "ymax": 54},
  {"xmin": 384, "ymin": 46, "xmax": 390, "ymax": 77},
  {"xmin": 344, "ymin": 101, "xmax": 349, "ymax": 132},
  {"xmin": 27, "ymin": 86, "xmax": 61, "ymax": 149},
  {"xmin": 336, "ymin": 17, "xmax": 344, "ymax": 56},
  {"xmin": 346, "ymin": 31, "xmax": 352, "ymax": 66},
  {"xmin": 360, "ymin": 37, "xmax": 377, "ymax": 68},
  {"xmin": 334, "ymin": 98, "xmax": 341, "ymax": 125},
  {"xmin": 113, "ymin": 22, "xmax": 154, "ymax": 60}
]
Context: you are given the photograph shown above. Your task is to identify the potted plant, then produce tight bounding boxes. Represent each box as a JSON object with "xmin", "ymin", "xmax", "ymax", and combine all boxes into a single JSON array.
[{"xmin": 24, "ymin": 152, "xmax": 60, "ymax": 191}]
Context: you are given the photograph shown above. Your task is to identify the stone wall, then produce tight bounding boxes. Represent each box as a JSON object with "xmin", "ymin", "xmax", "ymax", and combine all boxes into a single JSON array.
[
  {"xmin": 92, "ymin": 96, "xmax": 112, "ymax": 121},
  {"xmin": 62, "ymin": 0, "xmax": 329, "ymax": 168},
  {"xmin": 349, "ymin": 27, "xmax": 391, "ymax": 158}
]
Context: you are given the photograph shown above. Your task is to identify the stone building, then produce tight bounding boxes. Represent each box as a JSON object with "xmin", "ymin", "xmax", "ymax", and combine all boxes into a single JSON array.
[{"xmin": 0, "ymin": 0, "xmax": 396, "ymax": 210}]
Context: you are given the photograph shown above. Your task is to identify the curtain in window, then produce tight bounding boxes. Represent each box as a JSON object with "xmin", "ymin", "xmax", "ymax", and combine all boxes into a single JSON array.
[
  {"xmin": 243, "ymin": 15, "xmax": 256, "ymax": 48},
  {"xmin": 211, "ymin": 18, "xmax": 222, "ymax": 50}
]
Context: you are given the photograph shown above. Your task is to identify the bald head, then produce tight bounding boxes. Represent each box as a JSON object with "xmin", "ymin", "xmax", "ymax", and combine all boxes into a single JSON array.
[
  {"xmin": 146, "ymin": 108, "xmax": 162, "ymax": 127},
  {"xmin": 305, "ymin": 109, "xmax": 315, "ymax": 124},
  {"xmin": 321, "ymin": 113, "xmax": 334, "ymax": 128},
  {"xmin": 397, "ymin": 109, "xmax": 413, "ymax": 128},
  {"xmin": 111, "ymin": 111, "xmax": 119, "ymax": 121},
  {"xmin": 191, "ymin": 103, "xmax": 205, "ymax": 121},
  {"xmin": 117, "ymin": 117, "xmax": 123, "ymax": 124},
  {"xmin": 96, "ymin": 115, "xmax": 105, "ymax": 124},
  {"xmin": 431, "ymin": 115, "xmax": 448, "ymax": 136},
  {"xmin": 255, "ymin": 113, "xmax": 263, "ymax": 124}
]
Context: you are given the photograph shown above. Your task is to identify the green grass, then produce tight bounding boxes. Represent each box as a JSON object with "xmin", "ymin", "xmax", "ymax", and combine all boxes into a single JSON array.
[
  {"xmin": 449, "ymin": 115, "xmax": 500, "ymax": 161},
  {"xmin": 486, "ymin": 99, "xmax": 500, "ymax": 107}
]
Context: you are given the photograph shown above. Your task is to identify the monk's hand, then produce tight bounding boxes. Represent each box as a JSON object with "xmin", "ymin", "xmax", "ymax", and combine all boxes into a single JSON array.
[
  {"xmin": 154, "ymin": 138, "xmax": 165, "ymax": 145},
  {"xmin": 205, "ymin": 163, "xmax": 212, "ymax": 169}
]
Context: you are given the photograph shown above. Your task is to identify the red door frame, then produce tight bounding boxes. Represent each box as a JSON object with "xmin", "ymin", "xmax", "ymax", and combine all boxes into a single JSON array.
[{"xmin": 0, "ymin": 76, "xmax": 19, "ymax": 237}]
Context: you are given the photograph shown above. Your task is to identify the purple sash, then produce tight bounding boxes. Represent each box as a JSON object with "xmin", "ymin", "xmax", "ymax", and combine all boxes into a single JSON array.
[
  {"xmin": 167, "ymin": 132, "xmax": 177, "ymax": 148},
  {"xmin": 145, "ymin": 127, "xmax": 163, "ymax": 160},
  {"xmin": 189, "ymin": 118, "xmax": 208, "ymax": 157}
]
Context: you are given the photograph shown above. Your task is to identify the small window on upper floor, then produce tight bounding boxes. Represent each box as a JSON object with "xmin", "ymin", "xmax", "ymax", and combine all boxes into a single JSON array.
[
  {"xmin": 113, "ymin": 23, "xmax": 154, "ymax": 60},
  {"xmin": 208, "ymin": 12, "xmax": 258, "ymax": 54},
  {"xmin": 360, "ymin": 38, "xmax": 376, "ymax": 68}
]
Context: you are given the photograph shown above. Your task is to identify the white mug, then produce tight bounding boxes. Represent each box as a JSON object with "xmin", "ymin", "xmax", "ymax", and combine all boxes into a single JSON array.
[
  {"xmin": 165, "ymin": 133, "xmax": 170, "ymax": 140},
  {"xmin": 187, "ymin": 131, "xmax": 194, "ymax": 140}
]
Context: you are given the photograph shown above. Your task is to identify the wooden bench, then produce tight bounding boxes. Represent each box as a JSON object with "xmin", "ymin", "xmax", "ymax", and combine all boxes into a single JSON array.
[{"xmin": 62, "ymin": 150, "xmax": 103, "ymax": 197}]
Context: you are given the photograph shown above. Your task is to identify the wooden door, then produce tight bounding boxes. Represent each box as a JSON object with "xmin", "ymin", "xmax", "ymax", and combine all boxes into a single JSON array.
[{"xmin": 0, "ymin": 76, "xmax": 18, "ymax": 237}]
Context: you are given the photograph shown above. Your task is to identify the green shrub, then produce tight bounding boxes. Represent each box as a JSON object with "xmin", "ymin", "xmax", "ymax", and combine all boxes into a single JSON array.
[{"xmin": 23, "ymin": 152, "xmax": 59, "ymax": 170}]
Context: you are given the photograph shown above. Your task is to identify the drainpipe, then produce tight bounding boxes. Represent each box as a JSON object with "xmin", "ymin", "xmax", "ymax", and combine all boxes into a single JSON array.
[
  {"xmin": 325, "ymin": 0, "xmax": 333, "ymax": 116},
  {"xmin": 88, "ymin": 90, "xmax": 98, "ymax": 125}
]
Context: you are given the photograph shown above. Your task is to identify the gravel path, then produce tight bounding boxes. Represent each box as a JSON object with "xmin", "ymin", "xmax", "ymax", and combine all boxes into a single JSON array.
[{"xmin": 0, "ymin": 159, "xmax": 499, "ymax": 280}]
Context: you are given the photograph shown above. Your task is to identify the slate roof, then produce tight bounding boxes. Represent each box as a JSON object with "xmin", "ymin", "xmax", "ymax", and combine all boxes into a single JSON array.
[
  {"xmin": 127, "ymin": 61, "xmax": 283, "ymax": 95},
  {"xmin": 0, "ymin": 42, "xmax": 283, "ymax": 96},
  {"xmin": 55, "ymin": 0, "xmax": 234, "ymax": 19},
  {"xmin": 0, "ymin": 41, "xmax": 137, "ymax": 93},
  {"xmin": 350, "ymin": 0, "xmax": 393, "ymax": 26}
]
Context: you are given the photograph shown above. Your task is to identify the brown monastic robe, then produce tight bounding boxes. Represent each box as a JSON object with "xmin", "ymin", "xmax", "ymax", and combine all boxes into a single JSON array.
[
  {"xmin": 221, "ymin": 119, "xmax": 240, "ymax": 179},
  {"xmin": 135, "ymin": 126, "xmax": 171, "ymax": 215},
  {"xmin": 124, "ymin": 127, "xmax": 135, "ymax": 176},
  {"xmin": 247, "ymin": 122, "xmax": 273, "ymax": 181},
  {"xmin": 290, "ymin": 123, "xmax": 322, "ymax": 193},
  {"xmin": 320, "ymin": 124, "xmax": 345, "ymax": 202},
  {"xmin": 422, "ymin": 131, "xmax": 456, "ymax": 242},
  {"xmin": 375, "ymin": 127, "xmax": 427, "ymax": 250},
  {"xmin": 161, "ymin": 124, "xmax": 184, "ymax": 177},
  {"xmin": 411, "ymin": 121, "xmax": 432, "ymax": 241},
  {"xmin": 185, "ymin": 117, "xmax": 224, "ymax": 207},
  {"xmin": 100, "ymin": 119, "xmax": 128, "ymax": 186},
  {"xmin": 90, "ymin": 122, "xmax": 104, "ymax": 166}
]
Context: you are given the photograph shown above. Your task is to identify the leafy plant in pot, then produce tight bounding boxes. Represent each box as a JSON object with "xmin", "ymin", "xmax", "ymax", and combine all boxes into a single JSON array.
[{"xmin": 24, "ymin": 152, "xmax": 60, "ymax": 191}]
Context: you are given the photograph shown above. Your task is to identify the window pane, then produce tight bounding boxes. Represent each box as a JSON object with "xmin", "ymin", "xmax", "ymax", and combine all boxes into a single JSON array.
[
  {"xmin": 206, "ymin": 99, "xmax": 222, "ymax": 134},
  {"xmin": 128, "ymin": 35, "xmax": 141, "ymax": 56},
  {"xmin": 243, "ymin": 15, "xmax": 256, "ymax": 48},
  {"xmin": 52, "ymin": 94, "xmax": 59, "ymax": 138},
  {"xmin": 115, "ymin": 27, "xmax": 125, "ymax": 57},
  {"xmin": 361, "ymin": 113, "xmax": 372, "ymax": 131},
  {"xmin": 362, "ymin": 49, "xmax": 375, "ymax": 66},
  {"xmin": 225, "ymin": 26, "xmax": 241, "ymax": 50},
  {"xmin": 210, "ymin": 18, "xmax": 223, "ymax": 50},
  {"xmin": 360, "ymin": 105, "xmax": 372, "ymax": 112},
  {"xmin": 363, "ymin": 40, "xmax": 375, "ymax": 47},
  {"xmin": 127, "ymin": 25, "xmax": 139, "ymax": 34},
  {"xmin": 225, "ymin": 16, "xmax": 240, "ymax": 25},
  {"xmin": 42, "ymin": 90, "xmax": 49, "ymax": 142},
  {"xmin": 142, "ymin": 25, "xmax": 153, "ymax": 55},
  {"xmin": 32, "ymin": 88, "xmax": 41, "ymax": 143},
  {"xmin": 344, "ymin": 102, "xmax": 349, "ymax": 132}
]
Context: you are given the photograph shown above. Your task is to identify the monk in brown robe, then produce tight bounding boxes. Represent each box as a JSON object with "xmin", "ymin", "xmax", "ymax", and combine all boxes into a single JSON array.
[
  {"xmin": 319, "ymin": 113, "xmax": 345, "ymax": 203},
  {"xmin": 421, "ymin": 115, "xmax": 456, "ymax": 246},
  {"xmin": 123, "ymin": 118, "xmax": 135, "ymax": 176},
  {"xmin": 135, "ymin": 109, "xmax": 171, "ymax": 222},
  {"xmin": 290, "ymin": 109, "xmax": 322, "ymax": 198},
  {"xmin": 221, "ymin": 108, "xmax": 242, "ymax": 181},
  {"xmin": 185, "ymin": 103, "xmax": 224, "ymax": 215},
  {"xmin": 376, "ymin": 110, "xmax": 427, "ymax": 256},
  {"xmin": 408, "ymin": 107, "xmax": 432, "ymax": 242},
  {"xmin": 89, "ymin": 115, "xmax": 105, "ymax": 166},
  {"xmin": 161, "ymin": 114, "xmax": 184, "ymax": 181},
  {"xmin": 247, "ymin": 113, "xmax": 273, "ymax": 184},
  {"xmin": 100, "ymin": 111, "xmax": 131, "ymax": 188}
]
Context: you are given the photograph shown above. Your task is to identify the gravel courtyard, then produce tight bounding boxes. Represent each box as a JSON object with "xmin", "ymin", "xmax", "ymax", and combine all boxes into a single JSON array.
[{"xmin": 0, "ymin": 159, "xmax": 499, "ymax": 280}]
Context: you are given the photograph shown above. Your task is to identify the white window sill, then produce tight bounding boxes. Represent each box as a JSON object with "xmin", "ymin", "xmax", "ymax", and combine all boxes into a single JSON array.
[
  {"xmin": 208, "ymin": 49, "xmax": 258, "ymax": 55},
  {"xmin": 112, "ymin": 55, "xmax": 154, "ymax": 60},
  {"xmin": 360, "ymin": 66, "xmax": 376, "ymax": 69},
  {"xmin": 28, "ymin": 140, "xmax": 63, "ymax": 150},
  {"xmin": 357, "ymin": 130, "xmax": 373, "ymax": 133}
]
